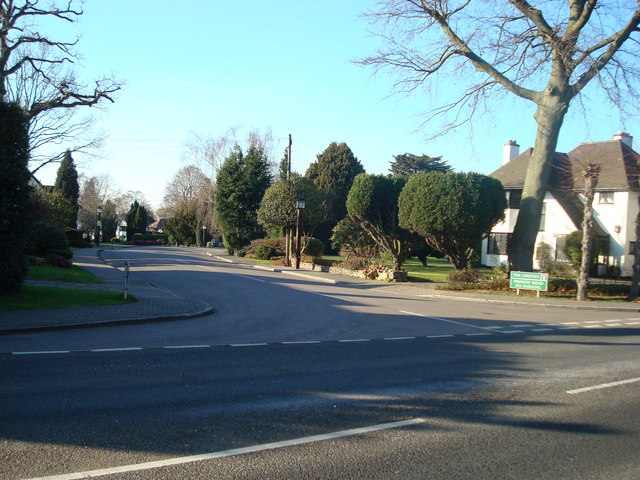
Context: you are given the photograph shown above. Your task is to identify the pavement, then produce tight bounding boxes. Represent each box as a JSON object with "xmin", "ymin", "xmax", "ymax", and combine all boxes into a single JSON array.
[{"xmin": 0, "ymin": 247, "xmax": 638, "ymax": 335}]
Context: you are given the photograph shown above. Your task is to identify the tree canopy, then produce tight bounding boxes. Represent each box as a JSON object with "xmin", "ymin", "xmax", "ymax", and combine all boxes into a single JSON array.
[
  {"xmin": 258, "ymin": 174, "xmax": 323, "ymax": 237},
  {"xmin": 346, "ymin": 174, "xmax": 410, "ymax": 272},
  {"xmin": 389, "ymin": 153, "xmax": 450, "ymax": 176},
  {"xmin": 361, "ymin": 1, "xmax": 640, "ymax": 271},
  {"xmin": 398, "ymin": 172, "xmax": 506, "ymax": 270},
  {"xmin": 215, "ymin": 145, "xmax": 272, "ymax": 252}
]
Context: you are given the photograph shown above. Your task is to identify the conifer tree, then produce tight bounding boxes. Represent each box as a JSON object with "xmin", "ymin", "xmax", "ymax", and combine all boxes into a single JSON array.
[{"xmin": 54, "ymin": 150, "xmax": 80, "ymax": 227}]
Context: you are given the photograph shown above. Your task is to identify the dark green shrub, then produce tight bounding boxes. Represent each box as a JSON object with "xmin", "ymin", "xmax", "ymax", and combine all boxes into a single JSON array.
[
  {"xmin": 447, "ymin": 269, "xmax": 482, "ymax": 284},
  {"xmin": 64, "ymin": 227, "xmax": 83, "ymax": 243},
  {"xmin": 48, "ymin": 248, "xmax": 73, "ymax": 259},
  {"xmin": 342, "ymin": 256, "xmax": 370, "ymax": 271},
  {"xmin": 132, "ymin": 233, "xmax": 145, "ymax": 241},
  {"xmin": 111, "ymin": 237, "xmax": 121, "ymax": 243},
  {"xmin": 254, "ymin": 244, "xmax": 276, "ymax": 260},
  {"xmin": 28, "ymin": 256, "xmax": 49, "ymax": 266},
  {"xmin": 30, "ymin": 221, "xmax": 69, "ymax": 256},
  {"xmin": 46, "ymin": 253, "xmax": 72, "ymax": 268},
  {"xmin": 0, "ymin": 102, "xmax": 32, "ymax": 294},
  {"xmin": 302, "ymin": 237, "xmax": 324, "ymax": 257}
]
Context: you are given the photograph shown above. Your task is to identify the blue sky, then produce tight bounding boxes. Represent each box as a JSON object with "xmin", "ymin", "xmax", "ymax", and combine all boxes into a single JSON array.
[{"xmin": 34, "ymin": 1, "xmax": 639, "ymax": 210}]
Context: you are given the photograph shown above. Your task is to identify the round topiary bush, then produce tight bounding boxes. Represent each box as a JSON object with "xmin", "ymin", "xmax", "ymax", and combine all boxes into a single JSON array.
[
  {"xmin": 30, "ymin": 221, "xmax": 69, "ymax": 257},
  {"xmin": 302, "ymin": 237, "xmax": 324, "ymax": 257},
  {"xmin": 254, "ymin": 244, "xmax": 276, "ymax": 260}
]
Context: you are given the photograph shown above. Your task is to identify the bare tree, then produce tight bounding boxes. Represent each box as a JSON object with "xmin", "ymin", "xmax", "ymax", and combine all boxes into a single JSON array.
[
  {"xmin": 0, "ymin": 1, "xmax": 121, "ymax": 173},
  {"xmin": 183, "ymin": 127, "xmax": 276, "ymax": 180},
  {"xmin": 161, "ymin": 165, "xmax": 211, "ymax": 217},
  {"xmin": 360, "ymin": 1, "xmax": 640, "ymax": 271}
]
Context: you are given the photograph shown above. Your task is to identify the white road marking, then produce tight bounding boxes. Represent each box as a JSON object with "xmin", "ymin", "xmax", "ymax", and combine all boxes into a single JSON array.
[
  {"xmin": 281, "ymin": 341, "xmax": 322, "ymax": 345},
  {"xmin": 12, "ymin": 351, "xmax": 70, "ymax": 355},
  {"xmin": 427, "ymin": 334, "xmax": 454, "ymax": 338},
  {"xmin": 511, "ymin": 324, "xmax": 534, "ymax": 327},
  {"xmin": 90, "ymin": 348, "xmax": 143, "ymax": 352},
  {"xmin": 234, "ymin": 274, "xmax": 266, "ymax": 283},
  {"xmin": 567, "ymin": 377, "xmax": 640, "ymax": 395},
  {"xmin": 384, "ymin": 337, "xmax": 416, "ymax": 341},
  {"xmin": 399, "ymin": 311, "xmax": 496, "ymax": 333},
  {"xmin": 23, "ymin": 418, "xmax": 427, "ymax": 480},
  {"xmin": 531, "ymin": 328, "xmax": 553, "ymax": 332},
  {"xmin": 163, "ymin": 345, "xmax": 210, "ymax": 349},
  {"xmin": 230, "ymin": 343, "xmax": 268, "ymax": 347},
  {"xmin": 560, "ymin": 322, "xmax": 579, "ymax": 325},
  {"xmin": 501, "ymin": 330, "xmax": 524, "ymax": 334},
  {"xmin": 213, "ymin": 255, "xmax": 233, "ymax": 263},
  {"xmin": 627, "ymin": 321, "xmax": 640, "ymax": 325},
  {"xmin": 338, "ymin": 339, "xmax": 370, "ymax": 343},
  {"xmin": 465, "ymin": 333, "xmax": 491, "ymax": 336}
]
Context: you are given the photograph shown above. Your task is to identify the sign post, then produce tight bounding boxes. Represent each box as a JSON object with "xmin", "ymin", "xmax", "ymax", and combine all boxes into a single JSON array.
[{"xmin": 509, "ymin": 271, "xmax": 548, "ymax": 297}]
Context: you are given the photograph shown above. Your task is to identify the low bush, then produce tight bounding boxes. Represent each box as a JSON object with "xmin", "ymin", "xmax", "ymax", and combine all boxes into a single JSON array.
[
  {"xmin": 254, "ymin": 244, "xmax": 276, "ymax": 260},
  {"xmin": 48, "ymin": 248, "xmax": 73, "ymax": 260},
  {"xmin": 64, "ymin": 228, "xmax": 83, "ymax": 244},
  {"xmin": 111, "ymin": 237, "xmax": 121, "ymax": 243},
  {"xmin": 45, "ymin": 253, "xmax": 72, "ymax": 268},
  {"xmin": 341, "ymin": 256, "xmax": 371, "ymax": 271},
  {"xmin": 447, "ymin": 269, "xmax": 482, "ymax": 284},
  {"xmin": 302, "ymin": 237, "xmax": 324, "ymax": 257},
  {"xmin": 28, "ymin": 256, "xmax": 49, "ymax": 266},
  {"xmin": 30, "ymin": 221, "xmax": 69, "ymax": 256}
]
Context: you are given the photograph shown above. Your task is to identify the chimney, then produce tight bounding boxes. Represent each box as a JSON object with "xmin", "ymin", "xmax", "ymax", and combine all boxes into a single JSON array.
[
  {"xmin": 613, "ymin": 131, "xmax": 633, "ymax": 148},
  {"xmin": 503, "ymin": 140, "xmax": 520, "ymax": 165}
]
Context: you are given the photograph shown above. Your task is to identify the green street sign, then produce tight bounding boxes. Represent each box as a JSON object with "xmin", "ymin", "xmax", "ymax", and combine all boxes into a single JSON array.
[{"xmin": 510, "ymin": 271, "xmax": 548, "ymax": 292}]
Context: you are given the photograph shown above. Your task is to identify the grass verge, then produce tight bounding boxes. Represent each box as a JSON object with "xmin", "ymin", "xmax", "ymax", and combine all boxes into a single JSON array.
[
  {"xmin": 0, "ymin": 286, "xmax": 135, "ymax": 311},
  {"xmin": 27, "ymin": 265, "xmax": 103, "ymax": 284}
]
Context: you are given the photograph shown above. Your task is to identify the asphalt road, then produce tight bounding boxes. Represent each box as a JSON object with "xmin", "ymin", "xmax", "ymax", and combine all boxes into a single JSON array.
[{"xmin": 1, "ymin": 247, "xmax": 639, "ymax": 479}]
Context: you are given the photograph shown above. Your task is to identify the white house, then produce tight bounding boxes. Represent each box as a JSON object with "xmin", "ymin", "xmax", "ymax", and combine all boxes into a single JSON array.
[{"xmin": 481, "ymin": 132, "xmax": 639, "ymax": 277}]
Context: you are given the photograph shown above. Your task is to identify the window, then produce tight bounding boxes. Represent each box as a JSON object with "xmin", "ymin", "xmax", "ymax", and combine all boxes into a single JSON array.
[
  {"xmin": 538, "ymin": 203, "xmax": 546, "ymax": 232},
  {"xmin": 506, "ymin": 190, "xmax": 522, "ymax": 208},
  {"xmin": 598, "ymin": 192, "xmax": 614, "ymax": 204},
  {"xmin": 555, "ymin": 235, "xmax": 568, "ymax": 261},
  {"xmin": 487, "ymin": 233, "xmax": 509, "ymax": 255}
]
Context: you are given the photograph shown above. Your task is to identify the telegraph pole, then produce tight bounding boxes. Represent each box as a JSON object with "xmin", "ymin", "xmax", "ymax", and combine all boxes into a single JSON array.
[{"xmin": 285, "ymin": 134, "xmax": 292, "ymax": 266}]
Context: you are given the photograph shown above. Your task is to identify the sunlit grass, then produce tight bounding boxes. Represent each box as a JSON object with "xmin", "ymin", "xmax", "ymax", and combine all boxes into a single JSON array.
[
  {"xmin": 26, "ymin": 265, "xmax": 103, "ymax": 284},
  {"xmin": 0, "ymin": 286, "xmax": 135, "ymax": 311}
]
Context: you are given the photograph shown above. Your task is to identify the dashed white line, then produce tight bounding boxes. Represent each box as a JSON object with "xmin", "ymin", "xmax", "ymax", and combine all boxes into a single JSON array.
[
  {"xmin": 164, "ymin": 345, "xmax": 210, "ymax": 349},
  {"xmin": 384, "ymin": 337, "xmax": 416, "ymax": 341},
  {"xmin": 531, "ymin": 328, "xmax": 553, "ymax": 332},
  {"xmin": 338, "ymin": 339, "xmax": 371, "ymax": 343},
  {"xmin": 12, "ymin": 350, "xmax": 70, "ymax": 355},
  {"xmin": 90, "ymin": 347, "xmax": 143, "ymax": 352},
  {"xmin": 427, "ymin": 334, "xmax": 454, "ymax": 338},
  {"xmin": 230, "ymin": 343, "xmax": 268, "ymax": 347},
  {"xmin": 567, "ymin": 377, "xmax": 640, "ymax": 395},
  {"xmin": 281, "ymin": 341, "xmax": 322, "ymax": 345},
  {"xmin": 465, "ymin": 332, "xmax": 492, "ymax": 337}
]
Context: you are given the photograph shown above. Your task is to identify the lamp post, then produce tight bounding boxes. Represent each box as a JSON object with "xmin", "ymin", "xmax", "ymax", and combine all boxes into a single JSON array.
[
  {"xmin": 202, "ymin": 224, "xmax": 206, "ymax": 248},
  {"xmin": 295, "ymin": 197, "xmax": 305, "ymax": 269},
  {"xmin": 96, "ymin": 205, "xmax": 104, "ymax": 247}
]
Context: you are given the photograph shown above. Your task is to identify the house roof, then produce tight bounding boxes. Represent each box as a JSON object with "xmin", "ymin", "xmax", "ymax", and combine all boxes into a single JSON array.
[
  {"xmin": 148, "ymin": 218, "xmax": 166, "ymax": 230},
  {"xmin": 490, "ymin": 140, "xmax": 640, "ymax": 192}
]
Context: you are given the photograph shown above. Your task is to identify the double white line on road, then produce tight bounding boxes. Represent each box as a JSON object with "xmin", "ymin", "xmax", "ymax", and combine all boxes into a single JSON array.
[{"xmin": 24, "ymin": 418, "xmax": 426, "ymax": 480}]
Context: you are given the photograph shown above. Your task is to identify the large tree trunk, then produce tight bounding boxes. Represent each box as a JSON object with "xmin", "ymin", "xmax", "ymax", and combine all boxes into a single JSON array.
[
  {"xmin": 508, "ymin": 95, "xmax": 568, "ymax": 271},
  {"xmin": 629, "ymin": 194, "xmax": 640, "ymax": 301},
  {"xmin": 577, "ymin": 164, "xmax": 600, "ymax": 301}
]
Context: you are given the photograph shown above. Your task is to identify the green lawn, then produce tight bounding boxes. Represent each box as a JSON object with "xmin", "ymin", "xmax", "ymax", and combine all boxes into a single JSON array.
[
  {"xmin": 0, "ymin": 285, "xmax": 135, "ymax": 311},
  {"xmin": 26, "ymin": 265, "xmax": 103, "ymax": 284}
]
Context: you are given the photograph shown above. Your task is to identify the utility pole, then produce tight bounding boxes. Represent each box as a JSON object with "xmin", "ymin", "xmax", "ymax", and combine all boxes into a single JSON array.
[{"xmin": 285, "ymin": 134, "xmax": 292, "ymax": 266}]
